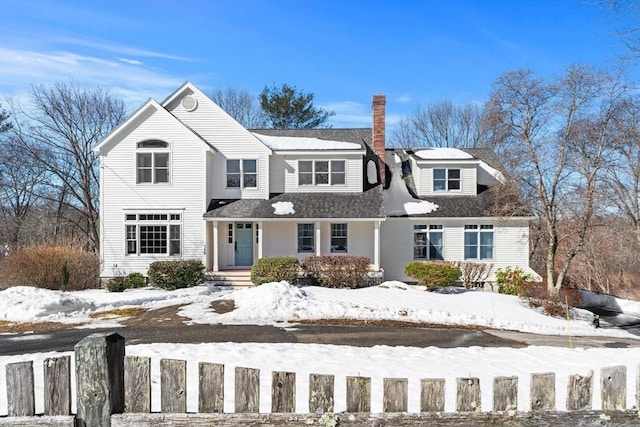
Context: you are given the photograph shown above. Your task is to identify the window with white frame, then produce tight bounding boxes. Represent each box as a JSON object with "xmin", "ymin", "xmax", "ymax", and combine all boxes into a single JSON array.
[
  {"xmin": 299, "ymin": 160, "xmax": 346, "ymax": 186},
  {"xmin": 226, "ymin": 159, "xmax": 257, "ymax": 188},
  {"xmin": 136, "ymin": 140, "xmax": 170, "ymax": 184},
  {"xmin": 297, "ymin": 224, "xmax": 315, "ymax": 253},
  {"xmin": 330, "ymin": 223, "xmax": 347, "ymax": 253},
  {"xmin": 464, "ymin": 224, "xmax": 494, "ymax": 260},
  {"xmin": 413, "ymin": 224, "xmax": 444, "ymax": 260},
  {"xmin": 433, "ymin": 168, "xmax": 460, "ymax": 191},
  {"xmin": 125, "ymin": 213, "xmax": 181, "ymax": 256}
]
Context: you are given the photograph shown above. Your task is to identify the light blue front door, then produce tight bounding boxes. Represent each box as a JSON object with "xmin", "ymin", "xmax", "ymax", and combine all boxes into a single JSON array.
[{"xmin": 235, "ymin": 222, "xmax": 253, "ymax": 266}]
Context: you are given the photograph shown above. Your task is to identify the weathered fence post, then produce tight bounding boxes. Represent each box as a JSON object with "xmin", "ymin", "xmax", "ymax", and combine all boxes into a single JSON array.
[
  {"xmin": 309, "ymin": 374, "xmax": 334, "ymax": 414},
  {"xmin": 420, "ymin": 378, "xmax": 445, "ymax": 412},
  {"xmin": 601, "ymin": 366, "xmax": 626, "ymax": 411},
  {"xmin": 530, "ymin": 373, "xmax": 555, "ymax": 411},
  {"xmin": 44, "ymin": 355, "xmax": 71, "ymax": 415},
  {"xmin": 74, "ymin": 332, "xmax": 125, "ymax": 427},
  {"xmin": 160, "ymin": 359, "xmax": 187, "ymax": 413},
  {"xmin": 199, "ymin": 362, "xmax": 224, "ymax": 413},
  {"xmin": 235, "ymin": 367, "xmax": 260, "ymax": 413},
  {"xmin": 124, "ymin": 355, "xmax": 151, "ymax": 413},
  {"xmin": 456, "ymin": 377, "xmax": 481, "ymax": 412},
  {"xmin": 383, "ymin": 378, "xmax": 408, "ymax": 412},
  {"xmin": 271, "ymin": 371, "xmax": 295, "ymax": 413},
  {"xmin": 346, "ymin": 376, "xmax": 371, "ymax": 412},
  {"xmin": 493, "ymin": 376, "xmax": 518, "ymax": 411},
  {"xmin": 6, "ymin": 361, "xmax": 34, "ymax": 417},
  {"xmin": 566, "ymin": 371, "xmax": 592, "ymax": 411}
]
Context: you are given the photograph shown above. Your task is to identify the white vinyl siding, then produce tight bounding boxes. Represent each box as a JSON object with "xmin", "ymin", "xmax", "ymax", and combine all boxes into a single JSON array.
[
  {"xmin": 417, "ymin": 164, "xmax": 477, "ymax": 196},
  {"xmin": 277, "ymin": 154, "xmax": 362, "ymax": 193}
]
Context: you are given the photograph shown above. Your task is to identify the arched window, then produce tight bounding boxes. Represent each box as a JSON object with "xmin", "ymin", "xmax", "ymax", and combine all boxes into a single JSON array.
[{"xmin": 136, "ymin": 140, "xmax": 170, "ymax": 184}]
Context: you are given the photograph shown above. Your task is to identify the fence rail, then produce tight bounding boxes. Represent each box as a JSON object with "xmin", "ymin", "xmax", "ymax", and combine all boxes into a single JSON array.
[{"xmin": 0, "ymin": 332, "xmax": 639, "ymax": 426}]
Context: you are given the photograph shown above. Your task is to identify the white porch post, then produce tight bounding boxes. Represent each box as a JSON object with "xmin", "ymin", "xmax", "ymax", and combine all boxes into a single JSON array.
[
  {"xmin": 373, "ymin": 220, "xmax": 381, "ymax": 271},
  {"xmin": 314, "ymin": 221, "xmax": 321, "ymax": 256},
  {"xmin": 257, "ymin": 221, "xmax": 263, "ymax": 260},
  {"xmin": 212, "ymin": 221, "xmax": 219, "ymax": 272}
]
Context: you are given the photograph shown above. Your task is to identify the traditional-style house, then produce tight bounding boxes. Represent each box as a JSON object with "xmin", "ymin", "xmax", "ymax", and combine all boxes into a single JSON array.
[{"xmin": 94, "ymin": 82, "xmax": 537, "ymax": 285}]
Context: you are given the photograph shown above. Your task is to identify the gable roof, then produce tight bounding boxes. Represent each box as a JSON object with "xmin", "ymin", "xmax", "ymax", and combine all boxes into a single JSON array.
[
  {"xmin": 204, "ymin": 187, "xmax": 385, "ymax": 220},
  {"xmin": 249, "ymin": 128, "xmax": 372, "ymax": 151}
]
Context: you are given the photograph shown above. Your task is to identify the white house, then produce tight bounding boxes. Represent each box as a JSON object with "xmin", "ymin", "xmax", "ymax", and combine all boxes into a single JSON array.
[{"xmin": 94, "ymin": 82, "xmax": 537, "ymax": 285}]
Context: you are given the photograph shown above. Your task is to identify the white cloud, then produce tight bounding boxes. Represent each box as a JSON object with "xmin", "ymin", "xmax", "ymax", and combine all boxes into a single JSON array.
[{"xmin": 117, "ymin": 58, "xmax": 143, "ymax": 66}]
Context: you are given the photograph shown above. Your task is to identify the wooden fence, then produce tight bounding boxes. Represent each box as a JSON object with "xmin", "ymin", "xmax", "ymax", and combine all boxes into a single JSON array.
[{"xmin": 0, "ymin": 332, "xmax": 638, "ymax": 426}]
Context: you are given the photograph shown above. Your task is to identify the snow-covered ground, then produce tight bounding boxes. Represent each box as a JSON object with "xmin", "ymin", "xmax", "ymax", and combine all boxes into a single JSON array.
[{"xmin": 0, "ymin": 281, "xmax": 638, "ymax": 414}]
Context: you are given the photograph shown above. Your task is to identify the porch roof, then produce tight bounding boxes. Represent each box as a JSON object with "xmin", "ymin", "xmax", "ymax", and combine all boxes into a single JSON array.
[{"xmin": 204, "ymin": 187, "xmax": 385, "ymax": 220}]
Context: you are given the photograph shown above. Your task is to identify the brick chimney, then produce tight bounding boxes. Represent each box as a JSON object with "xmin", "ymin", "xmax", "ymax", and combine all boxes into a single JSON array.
[{"xmin": 372, "ymin": 94, "xmax": 386, "ymax": 185}]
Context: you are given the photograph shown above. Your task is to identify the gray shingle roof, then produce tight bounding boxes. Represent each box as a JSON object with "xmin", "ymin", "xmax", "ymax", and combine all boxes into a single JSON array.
[
  {"xmin": 249, "ymin": 128, "xmax": 372, "ymax": 150},
  {"xmin": 204, "ymin": 187, "xmax": 385, "ymax": 219}
]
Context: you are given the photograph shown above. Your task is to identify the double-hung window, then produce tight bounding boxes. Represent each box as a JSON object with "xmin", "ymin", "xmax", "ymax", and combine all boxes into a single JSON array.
[
  {"xmin": 433, "ymin": 168, "xmax": 460, "ymax": 191},
  {"xmin": 299, "ymin": 160, "xmax": 346, "ymax": 186},
  {"xmin": 227, "ymin": 159, "xmax": 257, "ymax": 188},
  {"xmin": 136, "ymin": 140, "xmax": 170, "ymax": 184},
  {"xmin": 125, "ymin": 213, "xmax": 182, "ymax": 256},
  {"xmin": 330, "ymin": 223, "xmax": 347, "ymax": 253},
  {"xmin": 413, "ymin": 224, "xmax": 444, "ymax": 260},
  {"xmin": 464, "ymin": 224, "xmax": 494, "ymax": 260},
  {"xmin": 297, "ymin": 224, "xmax": 315, "ymax": 253}
]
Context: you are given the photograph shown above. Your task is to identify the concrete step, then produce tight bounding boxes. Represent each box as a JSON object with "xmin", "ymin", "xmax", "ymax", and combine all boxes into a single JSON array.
[{"xmin": 205, "ymin": 270, "xmax": 253, "ymax": 287}]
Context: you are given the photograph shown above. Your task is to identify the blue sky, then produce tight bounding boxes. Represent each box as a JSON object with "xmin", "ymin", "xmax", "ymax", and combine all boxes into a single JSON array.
[{"xmin": 0, "ymin": 0, "xmax": 635, "ymax": 128}]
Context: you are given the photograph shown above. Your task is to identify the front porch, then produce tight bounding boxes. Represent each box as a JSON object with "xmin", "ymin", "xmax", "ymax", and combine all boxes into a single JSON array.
[{"xmin": 204, "ymin": 220, "xmax": 383, "ymax": 274}]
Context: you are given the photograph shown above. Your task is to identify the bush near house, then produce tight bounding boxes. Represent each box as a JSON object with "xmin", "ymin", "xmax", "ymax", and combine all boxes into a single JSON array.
[
  {"xmin": 496, "ymin": 267, "xmax": 533, "ymax": 295},
  {"xmin": 148, "ymin": 260, "xmax": 204, "ymax": 290},
  {"xmin": 106, "ymin": 272, "xmax": 147, "ymax": 293},
  {"xmin": 453, "ymin": 261, "xmax": 493, "ymax": 288},
  {"xmin": 301, "ymin": 255, "xmax": 371, "ymax": 289},
  {"xmin": 0, "ymin": 246, "xmax": 100, "ymax": 290},
  {"xmin": 518, "ymin": 280, "xmax": 584, "ymax": 317},
  {"xmin": 404, "ymin": 261, "xmax": 462, "ymax": 291},
  {"xmin": 251, "ymin": 256, "xmax": 300, "ymax": 285}
]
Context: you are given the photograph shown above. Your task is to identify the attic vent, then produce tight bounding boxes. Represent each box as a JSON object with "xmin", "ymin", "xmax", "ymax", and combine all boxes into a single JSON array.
[{"xmin": 181, "ymin": 95, "xmax": 198, "ymax": 112}]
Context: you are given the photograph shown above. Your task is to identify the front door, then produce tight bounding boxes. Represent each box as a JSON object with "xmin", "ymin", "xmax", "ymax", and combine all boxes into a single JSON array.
[{"xmin": 235, "ymin": 222, "xmax": 253, "ymax": 266}]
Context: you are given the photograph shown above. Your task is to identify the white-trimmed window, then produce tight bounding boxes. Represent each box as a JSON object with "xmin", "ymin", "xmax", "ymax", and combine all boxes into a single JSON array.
[
  {"xmin": 299, "ymin": 160, "xmax": 346, "ymax": 186},
  {"xmin": 136, "ymin": 140, "xmax": 170, "ymax": 184},
  {"xmin": 125, "ymin": 213, "xmax": 182, "ymax": 256},
  {"xmin": 330, "ymin": 223, "xmax": 347, "ymax": 253},
  {"xmin": 464, "ymin": 224, "xmax": 494, "ymax": 260},
  {"xmin": 227, "ymin": 159, "xmax": 257, "ymax": 188},
  {"xmin": 433, "ymin": 168, "xmax": 460, "ymax": 191},
  {"xmin": 297, "ymin": 223, "xmax": 315, "ymax": 253},
  {"xmin": 413, "ymin": 224, "xmax": 444, "ymax": 260}
]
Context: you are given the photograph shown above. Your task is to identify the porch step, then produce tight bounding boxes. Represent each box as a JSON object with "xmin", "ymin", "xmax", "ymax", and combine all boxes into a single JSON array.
[{"xmin": 205, "ymin": 270, "xmax": 254, "ymax": 287}]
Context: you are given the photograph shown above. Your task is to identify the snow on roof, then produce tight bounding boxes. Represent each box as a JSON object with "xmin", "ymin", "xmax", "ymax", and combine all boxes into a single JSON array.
[
  {"xmin": 414, "ymin": 148, "xmax": 474, "ymax": 160},
  {"xmin": 253, "ymin": 133, "xmax": 361, "ymax": 151},
  {"xmin": 385, "ymin": 152, "xmax": 439, "ymax": 215},
  {"xmin": 478, "ymin": 161, "xmax": 506, "ymax": 184},
  {"xmin": 272, "ymin": 201, "xmax": 295, "ymax": 215}
]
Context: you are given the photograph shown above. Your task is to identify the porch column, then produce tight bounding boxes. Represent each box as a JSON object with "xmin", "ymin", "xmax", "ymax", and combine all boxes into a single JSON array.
[
  {"xmin": 373, "ymin": 220, "xmax": 381, "ymax": 271},
  {"xmin": 212, "ymin": 221, "xmax": 219, "ymax": 272},
  {"xmin": 205, "ymin": 221, "xmax": 211, "ymax": 270},
  {"xmin": 314, "ymin": 221, "xmax": 321, "ymax": 256},
  {"xmin": 257, "ymin": 221, "xmax": 263, "ymax": 260}
]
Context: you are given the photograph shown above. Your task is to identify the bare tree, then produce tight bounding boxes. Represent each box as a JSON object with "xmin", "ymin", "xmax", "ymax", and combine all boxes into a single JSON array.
[
  {"xmin": 8, "ymin": 82, "xmax": 127, "ymax": 252},
  {"xmin": 390, "ymin": 101, "xmax": 498, "ymax": 148},
  {"xmin": 487, "ymin": 65, "xmax": 633, "ymax": 295},
  {"xmin": 208, "ymin": 86, "xmax": 268, "ymax": 128}
]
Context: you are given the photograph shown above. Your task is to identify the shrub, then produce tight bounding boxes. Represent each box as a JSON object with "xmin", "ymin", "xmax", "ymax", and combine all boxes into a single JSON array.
[
  {"xmin": 454, "ymin": 262, "xmax": 493, "ymax": 288},
  {"xmin": 0, "ymin": 246, "xmax": 101, "ymax": 290},
  {"xmin": 496, "ymin": 267, "xmax": 533, "ymax": 295},
  {"xmin": 126, "ymin": 272, "xmax": 146, "ymax": 288},
  {"xmin": 251, "ymin": 256, "xmax": 300, "ymax": 285},
  {"xmin": 106, "ymin": 278, "xmax": 127, "ymax": 292},
  {"xmin": 105, "ymin": 272, "xmax": 147, "ymax": 292},
  {"xmin": 302, "ymin": 256, "xmax": 371, "ymax": 289},
  {"xmin": 518, "ymin": 281, "xmax": 584, "ymax": 317},
  {"xmin": 404, "ymin": 261, "xmax": 461, "ymax": 290},
  {"xmin": 148, "ymin": 260, "xmax": 205, "ymax": 290}
]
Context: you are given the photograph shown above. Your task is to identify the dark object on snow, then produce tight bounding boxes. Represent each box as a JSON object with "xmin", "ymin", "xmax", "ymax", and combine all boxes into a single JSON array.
[{"xmin": 593, "ymin": 314, "xmax": 600, "ymax": 328}]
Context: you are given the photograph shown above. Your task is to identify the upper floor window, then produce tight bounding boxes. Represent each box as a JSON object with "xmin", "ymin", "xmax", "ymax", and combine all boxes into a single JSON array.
[
  {"xmin": 297, "ymin": 223, "xmax": 315, "ymax": 253},
  {"xmin": 299, "ymin": 160, "xmax": 346, "ymax": 186},
  {"xmin": 433, "ymin": 168, "xmax": 460, "ymax": 191},
  {"xmin": 227, "ymin": 159, "xmax": 257, "ymax": 188},
  {"xmin": 125, "ymin": 212, "xmax": 181, "ymax": 256},
  {"xmin": 136, "ymin": 140, "xmax": 169, "ymax": 184},
  {"xmin": 413, "ymin": 224, "xmax": 444, "ymax": 260},
  {"xmin": 331, "ymin": 223, "xmax": 348, "ymax": 253},
  {"xmin": 464, "ymin": 224, "xmax": 494, "ymax": 260}
]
